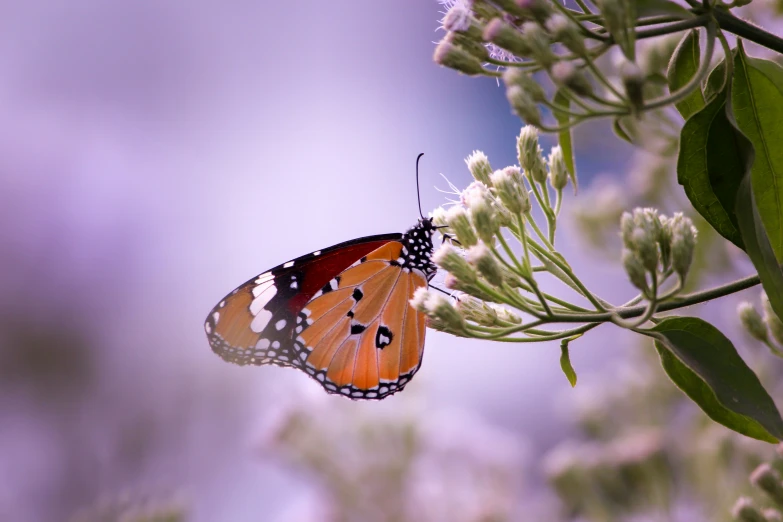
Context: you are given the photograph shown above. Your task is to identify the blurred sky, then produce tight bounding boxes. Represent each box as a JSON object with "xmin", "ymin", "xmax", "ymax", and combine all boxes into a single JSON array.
[{"xmin": 0, "ymin": 1, "xmax": 636, "ymax": 520}]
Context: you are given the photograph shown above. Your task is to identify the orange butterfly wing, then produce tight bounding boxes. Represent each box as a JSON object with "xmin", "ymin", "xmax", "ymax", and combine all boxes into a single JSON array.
[{"xmin": 297, "ymin": 242, "xmax": 428, "ymax": 399}]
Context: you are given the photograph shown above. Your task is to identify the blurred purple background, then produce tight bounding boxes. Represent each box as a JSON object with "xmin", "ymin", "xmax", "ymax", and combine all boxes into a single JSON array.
[{"xmin": 0, "ymin": 1, "xmax": 636, "ymax": 520}]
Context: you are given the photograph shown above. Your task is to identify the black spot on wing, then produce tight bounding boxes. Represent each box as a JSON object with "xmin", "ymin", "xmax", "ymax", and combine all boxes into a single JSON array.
[
  {"xmin": 350, "ymin": 323, "xmax": 366, "ymax": 335},
  {"xmin": 375, "ymin": 325, "xmax": 393, "ymax": 349}
]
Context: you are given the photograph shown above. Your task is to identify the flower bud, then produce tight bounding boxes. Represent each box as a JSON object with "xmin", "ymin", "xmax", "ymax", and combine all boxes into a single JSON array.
[
  {"xmin": 495, "ymin": 304, "xmax": 523, "ymax": 324},
  {"xmin": 424, "ymin": 293, "xmax": 467, "ymax": 333},
  {"xmin": 471, "ymin": 1, "xmax": 503, "ymax": 22},
  {"xmin": 492, "ymin": 195, "xmax": 514, "ymax": 228},
  {"xmin": 443, "ymin": 5, "xmax": 482, "ymax": 40},
  {"xmin": 433, "ymin": 243, "xmax": 478, "ymax": 284},
  {"xmin": 457, "ymin": 295, "xmax": 499, "ymax": 326},
  {"xmin": 483, "ymin": 18, "xmax": 531, "ymax": 58},
  {"xmin": 517, "ymin": 126, "xmax": 548, "ymax": 184},
  {"xmin": 458, "ymin": 296, "xmax": 523, "ymax": 326},
  {"xmin": 502, "ymin": 68, "xmax": 546, "ymax": 103},
  {"xmin": 547, "ymin": 145, "xmax": 568, "ymax": 191},
  {"xmin": 521, "ymin": 21, "xmax": 555, "ymax": 69},
  {"xmin": 506, "ymin": 86, "xmax": 542, "ymax": 126},
  {"xmin": 430, "ymin": 206, "xmax": 450, "ymax": 229},
  {"xmin": 445, "ymin": 31, "xmax": 490, "ymax": 61},
  {"xmin": 465, "ymin": 150, "xmax": 493, "ymax": 185},
  {"xmin": 444, "ymin": 273, "xmax": 499, "ymax": 302},
  {"xmin": 490, "ymin": 166, "xmax": 530, "ymax": 215},
  {"xmin": 621, "ymin": 208, "xmax": 661, "ymax": 273},
  {"xmin": 551, "ymin": 61, "xmax": 594, "ymax": 97},
  {"xmin": 668, "ymin": 212, "xmax": 697, "ymax": 281},
  {"xmin": 620, "ymin": 211, "xmax": 635, "ymax": 245},
  {"xmin": 464, "ymin": 182, "xmax": 499, "ymax": 243},
  {"xmin": 657, "ymin": 214, "xmax": 672, "ymax": 271},
  {"xmin": 619, "ymin": 60, "xmax": 645, "ymax": 113},
  {"xmin": 434, "ymin": 40, "xmax": 486, "ymax": 76},
  {"xmin": 410, "ymin": 286, "xmax": 432, "ymax": 314},
  {"xmin": 761, "ymin": 291, "xmax": 783, "ymax": 346},
  {"xmin": 545, "ymin": 14, "xmax": 586, "ymax": 56},
  {"xmin": 750, "ymin": 464, "xmax": 783, "ymax": 506},
  {"xmin": 446, "ymin": 205, "xmax": 479, "ymax": 248},
  {"xmin": 738, "ymin": 302, "xmax": 769, "ymax": 343},
  {"xmin": 622, "ymin": 248, "xmax": 648, "ymax": 292},
  {"xmin": 732, "ymin": 498, "xmax": 766, "ymax": 522},
  {"xmin": 467, "ymin": 243, "xmax": 504, "ymax": 287}
]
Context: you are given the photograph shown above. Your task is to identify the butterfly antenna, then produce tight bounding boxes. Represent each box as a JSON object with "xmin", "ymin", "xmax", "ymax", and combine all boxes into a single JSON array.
[{"xmin": 416, "ymin": 153, "xmax": 425, "ymax": 220}]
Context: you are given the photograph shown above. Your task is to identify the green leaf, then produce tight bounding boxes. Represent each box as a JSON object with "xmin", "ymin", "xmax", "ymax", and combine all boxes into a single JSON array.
[
  {"xmin": 731, "ymin": 41, "xmax": 783, "ymax": 261},
  {"xmin": 703, "ymin": 58, "xmax": 727, "ymax": 103},
  {"xmin": 651, "ymin": 316, "xmax": 783, "ymax": 442},
  {"xmin": 667, "ymin": 30, "xmax": 706, "ymax": 119},
  {"xmin": 560, "ymin": 339, "xmax": 578, "ymax": 387},
  {"xmin": 552, "ymin": 89, "xmax": 577, "ymax": 193},
  {"xmin": 613, "ymin": 117, "xmax": 634, "ymax": 144},
  {"xmin": 677, "ymin": 83, "xmax": 745, "ymax": 250}
]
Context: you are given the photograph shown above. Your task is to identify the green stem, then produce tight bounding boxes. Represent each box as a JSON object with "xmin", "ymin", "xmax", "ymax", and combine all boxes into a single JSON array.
[
  {"xmin": 526, "ymin": 241, "xmax": 608, "ymax": 312},
  {"xmin": 548, "ymin": 273, "xmax": 760, "ymax": 323},
  {"xmin": 541, "ymin": 99, "xmax": 585, "ymax": 119},
  {"xmin": 473, "ymin": 322, "xmax": 601, "ymax": 342},
  {"xmin": 712, "ymin": 8, "xmax": 783, "ymax": 54},
  {"xmin": 524, "ymin": 214, "xmax": 555, "ymax": 251},
  {"xmin": 551, "ymin": 0, "xmax": 608, "ymax": 41},
  {"xmin": 634, "ymin": 14, "xmax": 711, "ymax": 39},
  {"xmin": 585, "ymin": 59, "xmax": 627, "ymax": 102}
]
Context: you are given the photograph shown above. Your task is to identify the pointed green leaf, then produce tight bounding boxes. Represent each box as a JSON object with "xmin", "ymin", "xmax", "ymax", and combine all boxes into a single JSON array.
[
  {"xmin": 677, "ymin": 83, "xmax": 745, "ymax": 250},
  {"xmin": 731, "ymin": 41, "xmax": 783, "ymax": 261},
  {"xmin": 560, "ymin": 339, "xmax": 578, "ymax": 388},
  {"xmin": 667, "ymin": 30, "xmax": 706, "ymax": 119},
  {"xmin": 722, "ymin": 43, "xmax": 783, "ymax": 323},
  {"xmin": 652, "ymin": 316, "xmax": 783, "ymax": 442},
  {"xmin": 552, "ymin": 89, "xmax": 577, "ymax": 193},
  {"xmin": 613, "ymin": 117, "xmax": 634, "ymax": 144},
  {"xmin": 703, "ymin": 58, "xmax": 727, "ymax": 102}
]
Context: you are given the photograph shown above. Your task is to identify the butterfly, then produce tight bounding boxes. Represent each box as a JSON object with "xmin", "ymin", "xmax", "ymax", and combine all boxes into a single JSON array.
[{"xmin": 204, "ymin": 157, "xmax": 439, "ymax": 400}]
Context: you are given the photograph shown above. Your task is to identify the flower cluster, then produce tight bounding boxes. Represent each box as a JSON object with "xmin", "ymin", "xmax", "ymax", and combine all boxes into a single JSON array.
[
  {"xmin": 414, "ymin": 125, "xmax": 579, "ymax": 339},
  {"xmin": 434, "ymin": 0, "xmax": 722, "ymax": 133},
  {"xmin": 413, "ymin": 126, "xmax": 700, "ymax": 355},
  {"xmin": 620, "ymin": 208, "xmax": 697, "ymax": 295}
]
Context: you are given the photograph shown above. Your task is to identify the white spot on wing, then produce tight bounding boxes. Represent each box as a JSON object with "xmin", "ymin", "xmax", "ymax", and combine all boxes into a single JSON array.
[
  {"xmin": 275, "ymin": 319, "xmax": 287, "ymax": 330},
  {"xmin": 313, "ymin": 250, "xmax": 321, "ymax": 256},
  {"xmin": 251, "ymin": 309, "xmax": 273, "ymax": 333},
  {"xmin": 256, "ymin": 338, "xmax": 270, "ymax": 349},
  {"xmin": 255, "ymin": 272, "xmax": 273, "ymax": 284},
  {"xmin": 204, "ymin": 322, "xmax": 212, "ymax": 334},
  {"xmin": 251, "ymin": 282, "xmax": 277, "ymax": 314},
  {"xmin": 212, "ymin": 311, "xmax": 220, "ymax": 323},
  {"xmin": 283, "ymin": 261, "xmax": 295, "ymax": 268}
]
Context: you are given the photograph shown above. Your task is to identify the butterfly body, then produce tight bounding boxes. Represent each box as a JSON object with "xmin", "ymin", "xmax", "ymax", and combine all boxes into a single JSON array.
[{"xmin": 205, "ymin": 219, "xmax": 437, "ymax": 400}]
